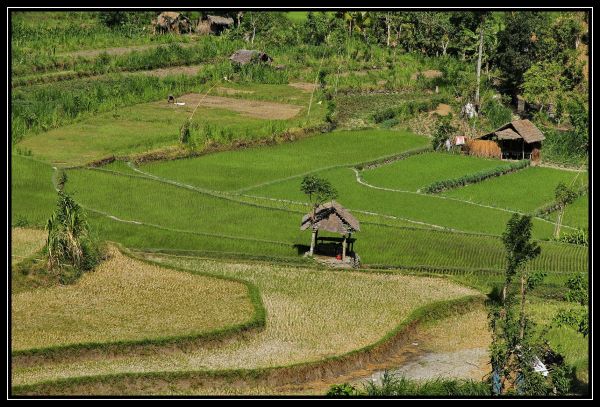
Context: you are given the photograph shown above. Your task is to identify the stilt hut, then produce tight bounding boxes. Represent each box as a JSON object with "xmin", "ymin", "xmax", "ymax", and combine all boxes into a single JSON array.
[
  {"xmin": 300, "ymin": 201, "xmax": 360, "ymax": 262},
  {"xmin": 476, "ymin": 119, "xmax": 545, "ymax": 160}
]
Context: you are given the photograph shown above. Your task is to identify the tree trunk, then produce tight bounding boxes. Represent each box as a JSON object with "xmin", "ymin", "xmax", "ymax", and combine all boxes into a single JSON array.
[
  {"xmin": 554, "ymin": 206, "xmax": 565, "ymax": 238},
  {"xmin": 475, "ymin": 23, "xmax": 484, "ymax": 106},
  {"xmin": 386, "ymin": 13, "xmax": 391, "ymax": 47},
  {"xmin": 502, "ymin": 281, "xmax": 508, "ymax": 304},
  {"xmin": 519, "ymin": 274, "xmax": 527, "ymax": 340},
  {"xmin": 309, "ymin": 229, "xmax": 316, "ymax": 256}
]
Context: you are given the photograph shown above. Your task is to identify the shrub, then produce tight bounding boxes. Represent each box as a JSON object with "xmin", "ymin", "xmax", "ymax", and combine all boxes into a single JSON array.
[
  {"xmin": 45, "ymin": 191, "xmax": 101, "ymax": 281},
  {"xmin": 326, "ymin": 383, "xmax": 358, "ymax": 396}
]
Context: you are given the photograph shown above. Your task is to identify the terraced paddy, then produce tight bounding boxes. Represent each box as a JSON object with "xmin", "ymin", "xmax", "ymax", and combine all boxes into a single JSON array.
[
  {"xmin": 12, "ymin": 248, "xmax": 257, "ymax": 354},
  {"xmin": 16, "ymin": 82, "xmax": 326, "ymax": 167},
  {"xmin": 443, "ymin": 166, "xmax": 588, "ymax": 214},
  {"xmin": 141, "ymin": 129, "xmax": 429, "ymax": 191},
  {"xmin": 11, "ymin": 252, "xmax": 478, "ymax": 389},
  {"xmin": 361, "ymin": 152, "xmax": 504, "ymax": 192}
]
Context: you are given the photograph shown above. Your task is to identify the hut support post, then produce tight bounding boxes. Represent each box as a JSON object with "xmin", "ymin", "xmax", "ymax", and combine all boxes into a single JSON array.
[
  {"xmin": 522, "ymin": 139, "xmax": 525, "ymax": 160},
  {"xmin": 309, "ymin": 227, "xmax": 317, "ymax": 256},
  {"xmin": 342, "ymin": 235, "xmax": 347, "ymax": 261}
]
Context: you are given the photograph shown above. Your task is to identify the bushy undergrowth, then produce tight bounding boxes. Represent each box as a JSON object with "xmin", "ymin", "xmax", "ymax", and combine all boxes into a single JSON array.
[
  {"xmin": 421, "ymin": 159, "xmax": 530, "ymax": 193},
  {"xmin": 327, "ymin": 373, "xmax": 490, "ymax": 396}
]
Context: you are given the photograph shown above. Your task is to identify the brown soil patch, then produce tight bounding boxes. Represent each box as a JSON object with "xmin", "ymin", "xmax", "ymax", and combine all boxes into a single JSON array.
[
  {"xmin": 411, "ymin": 69, "xmax": 443, "ymax": 80},
  {"xmin": 215, "ymin": 87, "xmax": 255, "ymax": 95},
  {"xmin": 430, "ymin": 103, "xmax": 452, "ymax": 116},
  {"xmin": 289, "ymin": 82, "xmax": 317, "ymax": 93},
  {"xmin": 175, "ymin": 94, "xmax": 302, "ymax": 120},
  {"xmin": 62, "ymin": 41, "xmax": 199, "ymax": 59}
]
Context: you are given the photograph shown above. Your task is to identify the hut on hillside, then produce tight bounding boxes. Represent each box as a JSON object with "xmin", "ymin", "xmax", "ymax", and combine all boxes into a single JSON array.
[
  {"xmin": 229, "ymin": 49, "xmax": 273, "ymax": 65},
  {"xmin": 301, "ymin": 201, "xmax": 360, "ymax": 264},
  {"xmin": 152, "ymin": 12, "xmax": 193, "ymax": 35},
  {"xmin": 197, "ymin": 15, "xmax": 234, "ymax": 35},
  {"xmin": 476, "ymin": 119, "xmax": 545, "ymax": 160}
]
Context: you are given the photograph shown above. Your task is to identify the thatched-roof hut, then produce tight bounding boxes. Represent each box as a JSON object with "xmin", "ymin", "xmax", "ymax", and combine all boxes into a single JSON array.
[
  {"xmin": 229, "ymin": 49, "xmax": 272, "ymax": 65},
  {"xmin": 152, "ymin": 12, "xmax": 193, "ymax": 35},
  {"xmin": 197, "ymin": 15, "xmax": 234, "ymax": 35},
  {"xmin": 301, "ymin": 201, "xmax": 360, "ymax": 261},
  {"xmin": 477, "ymin": 119, "xmax": 545, "ymax": 160}
]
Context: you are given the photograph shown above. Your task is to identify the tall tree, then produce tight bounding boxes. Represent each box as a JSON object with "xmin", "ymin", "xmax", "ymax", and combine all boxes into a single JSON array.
[
  {"xmin": 300, "ymin": 175, "xmax": 338, "ymax": 256},
  {"xmin": 495, "ymin": 11, "xmax": 550, "ymax": 95}
]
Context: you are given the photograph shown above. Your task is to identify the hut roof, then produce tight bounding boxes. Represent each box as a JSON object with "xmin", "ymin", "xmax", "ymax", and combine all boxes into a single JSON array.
[
  {"xmin": 229, "ymin": 49, "xmax": 272, "ymax": 65},
  {"xmin": 207, "ymin": 15, "xmax": 234, "ymax": 25},
  {"xmin": 495, "ymin": 128, "xmax": 521, "ymax": 140},
  {"xmin": 300, "ymin": 202, "xmax": 360, "ymax": 234},
  {"xmin": 478, "ymin": 119, "xmax": 545, "ymax": 144}
]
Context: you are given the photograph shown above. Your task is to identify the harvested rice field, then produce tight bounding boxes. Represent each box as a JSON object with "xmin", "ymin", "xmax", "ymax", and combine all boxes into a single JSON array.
[
  {"xmin": 11, "ymin": 248, "xmax": 256, "ymax": 353},
  {"xmin": 11, "ymin": 252, "xmax": 478, "ymax": 387},
  {"xmin": 11, "ymin": 228, "xmax": 46, "ymax": 266}
]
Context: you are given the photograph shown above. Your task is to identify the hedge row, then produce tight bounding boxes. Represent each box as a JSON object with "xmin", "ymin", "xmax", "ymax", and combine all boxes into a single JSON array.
[
  {"xmin": 355, "ymin": 146, "xmax": 432, "ymax": 171},
  {"xmin": 420, "ymin": 159, "xmax": 531, "ymax": 193}
]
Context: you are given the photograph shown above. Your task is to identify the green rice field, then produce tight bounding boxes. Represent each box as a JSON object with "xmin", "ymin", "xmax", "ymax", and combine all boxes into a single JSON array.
[
  {"xmin": 361, "ymin": 152, "xmax": 505, "ymax": 192},
  {"xmin": 443, "ymin": 166, "xmax": 588, "ymax": 214}
]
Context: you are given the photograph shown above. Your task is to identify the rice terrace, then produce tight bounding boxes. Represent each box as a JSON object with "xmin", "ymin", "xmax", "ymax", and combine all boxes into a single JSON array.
[{"xmin": 9, "ymin": 9, "xmax": 590, "ymax": 398}]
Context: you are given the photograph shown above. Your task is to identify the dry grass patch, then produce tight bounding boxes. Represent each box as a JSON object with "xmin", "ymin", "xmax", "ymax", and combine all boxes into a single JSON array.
[
  {"xmin": 11, "ymin": 228, "xmax": 47, "ymax": 266},
  {"xmin": 288, "ymin": 82, "xmax": 317, "ymax": 93},
  {"xmin": 420, "ymin": 305, "xmax": 491, "ymax": 353},
  {"xmin": 411, "ymin": 69, "xmax": 443, "ymax": 80},
  {"xmin": 12, "ymin": 255, "xmax": 477, "ymax": 387},
  {"xmin": 174, "ymin": 94, "xmax": 302, "ymax": 120},
  {"xmin": 11, "ymin": 248, "xmax": 255, "ymax": 353}
]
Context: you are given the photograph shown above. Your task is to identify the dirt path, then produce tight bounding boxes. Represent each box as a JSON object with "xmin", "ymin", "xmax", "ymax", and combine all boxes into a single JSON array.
[{"xmin": 61, "ymin": 41, "xmax": 199, "ymax": 59}]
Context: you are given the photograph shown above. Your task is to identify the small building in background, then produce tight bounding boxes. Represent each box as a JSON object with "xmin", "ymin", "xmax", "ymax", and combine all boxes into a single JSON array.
[
  {"xmin": 152, "ymin": 12, "xmax": 193, "ymax": 35},
  {"xmin": 197, "ymin": 15, "xmax": 234, "ymax": 35},
  {"xmin": 476, "ymin": 119, "xmax": 545, "ymax": 160}
]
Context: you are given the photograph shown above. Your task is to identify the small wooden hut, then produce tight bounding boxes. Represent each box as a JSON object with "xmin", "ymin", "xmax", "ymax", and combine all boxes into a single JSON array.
[
  {"xmin": 476, "ymin": 119, "xmax": 545, "ymax": 160},
  {"xmin": 300, "ymin": 201, "xmax": 360, "ymax": 262},
  {"xmin": 197, "ymin": 15, "xmax": 234, "ymax": 35},
  {"xmin": 229, "ymin": 49, "xmax": 273, "ymax": 65},
  {"xmin": 152, "ymin": 12, "xmax": 193, "ymax": 35}
]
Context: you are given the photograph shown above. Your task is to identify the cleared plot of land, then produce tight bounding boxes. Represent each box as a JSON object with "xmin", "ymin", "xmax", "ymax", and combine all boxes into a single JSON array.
[
  {"xmin": 11, "ymin": 248, "xmax": 254, "ymax": 353},
  {"xmin": 11, "ymin": 255, "xmax": 477, "ymax": 386},
  {"xmin": 63, "ymin": 167, "xmax": 587, "ymax": 273},
  {"xmin": 176, "ymin": 94, "xmax": 302, "ymax": 120},
  {"xmin": 18, "ymin": 83, "xmax": 324, "ymax": 167},
  {"xmin": 11, "ymin": 155, "xmax": 57, "ymax": 227},
  {"xmin": 288, "ymin": 82, "xmax": 317, "ymax": 93},
  {"xmin": 11, "ymin": 228, "xmax": 46, "ymax": 266},
  {"xmin": 361, "ymin": 152, "xmax": 504, "ymax": 192},
  {"xmin": 142, "ymin": 129, "xmax": 429, "ymax": 191},
  {"xmin": 443, "ymin": 166, "xmax": 588, "ymax": 213}
]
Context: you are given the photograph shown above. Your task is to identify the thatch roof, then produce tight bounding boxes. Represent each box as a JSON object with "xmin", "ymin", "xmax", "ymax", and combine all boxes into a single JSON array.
[
  {"xmin": 479, "ymin": 119, "xmax": 545, "ymax": 144},
  {"xmin": 229, "ymin": 49, "xmax": 272, "ymax": 65},
  {"xmin": 301, "ymin": 202, "xmax": 360, "ymax": 235},
  {"xmin": 207, "ymin": 15, "xmax": 234, "ymax": 26}
]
